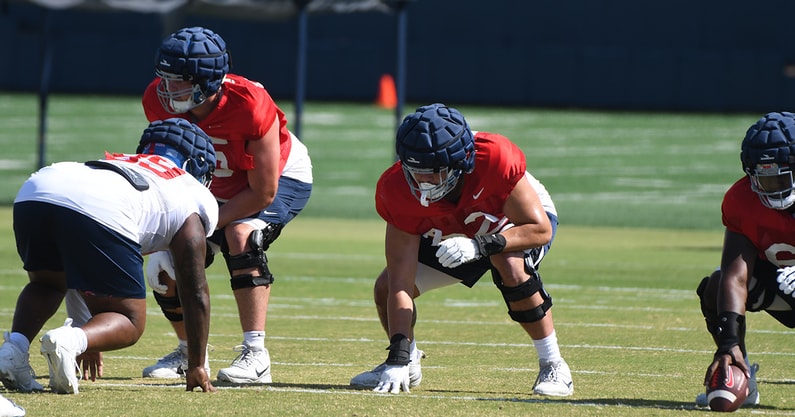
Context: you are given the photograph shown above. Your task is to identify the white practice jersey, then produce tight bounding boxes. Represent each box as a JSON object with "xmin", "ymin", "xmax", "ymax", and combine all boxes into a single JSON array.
[{"xmin": 14, "ymin": 155, "xmax": 218, "ymax": 254}]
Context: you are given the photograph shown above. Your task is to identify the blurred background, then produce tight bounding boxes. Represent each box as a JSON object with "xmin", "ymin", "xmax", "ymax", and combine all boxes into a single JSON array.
[
  {"xmin": 0, "ymin": 0, "xmax": 789, "ymax": 229},
  {"xmin": 4, "ymin": 0, "xmax": 795, "ymax": 112}
]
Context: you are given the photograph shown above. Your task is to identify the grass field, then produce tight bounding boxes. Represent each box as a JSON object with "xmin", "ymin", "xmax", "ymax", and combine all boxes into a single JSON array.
[{"xmin": 0, "ymin": 93, "xmax": 793, "ymax": 416}]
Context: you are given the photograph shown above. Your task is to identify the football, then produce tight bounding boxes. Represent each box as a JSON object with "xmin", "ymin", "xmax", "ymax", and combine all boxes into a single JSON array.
[{"xmin": 706, "ymin": 364, "xmax": 748, "ymax": 412}]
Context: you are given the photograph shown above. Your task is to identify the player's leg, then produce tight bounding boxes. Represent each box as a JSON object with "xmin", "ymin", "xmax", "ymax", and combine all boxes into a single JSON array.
[
  {"xmin": 351, "ymin": 268, "xmax": 425, "ymax": 388},
  {"xmin": 0, "ymin": 201, "xmax": 67, "ymax": 392},
  {"xmin": 142, "ymin": 286, "xmax": 207, "ymax": 379},
  {"xmin": 351, "ymin": 236, "xmax": 488, "ymax": 389},
  {"xmin": 215, "ymin": 220, "xmax": 273, "ymax": 384},
  {"xmin": 44, "ymin": 210, "xmax": 150, "ymax": 394},
  {"xmin": 0, "ymin": 270, "xmax": 64, "ymax": 393},
  {"xmin": 490, "ymin": 251, "xmax": 572, "ymax": 397},
  {"xmin": 217, "ymin": 177, "xmax": 310, "ymax": 384}
]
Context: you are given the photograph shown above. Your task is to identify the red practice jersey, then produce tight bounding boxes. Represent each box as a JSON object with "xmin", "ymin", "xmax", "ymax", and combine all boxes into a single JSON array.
[
  {"xmin": 142, "ymin": 74, "xmax": 292, "ymax": 201},
  {"xmin": 376, "ymin": 132, "xmax": 526, "ymax": 240},
  {"xmin": 722, "ymin": 176, "xmax": 795, "ymax": 267}
]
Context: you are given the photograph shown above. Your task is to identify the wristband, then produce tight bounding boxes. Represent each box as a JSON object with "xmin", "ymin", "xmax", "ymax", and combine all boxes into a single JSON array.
[
  {"xmin": 384, "ymin": 333, "xmax": 411, "ymax": 366},
  {"xmin": 715, "ymin": 311, "xmax": 744, "ymax": 356},
  {"xmin": 474, "ymin": 233, "xmax": 507, "ymax": 256}
]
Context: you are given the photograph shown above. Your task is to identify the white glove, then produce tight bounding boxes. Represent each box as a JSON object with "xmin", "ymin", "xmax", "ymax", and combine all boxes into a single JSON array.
[
  {"xmin": 777, "ymin": 266, "xmax": 795, "ymax": 297},
  {"xmin": 435, "ymin": 237, "xmax": 482, "ymax": 268},
  {"xmin": 146, "ymin": 251, "xmax": 176, "ymax": 295},
  {"xmin": 373, "ymin": 364, "xmax": 410, "ymax": 394}
]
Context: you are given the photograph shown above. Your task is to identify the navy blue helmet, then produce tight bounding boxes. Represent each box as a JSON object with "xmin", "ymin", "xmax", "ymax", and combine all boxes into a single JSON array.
[
  {"xmin": 155, "ymin": 27, "xmax": 230, "ymax": 114},
  {"xmin": 395, "ymin": 103, "xmax": 475, "ymax": 206},
  {"xmin": 137, "ymin": 118, "xmax": 216, "ymax": 186},
  {"xmin": 741, "ymin": 111, "xmax": 795, "ymax": 209}
]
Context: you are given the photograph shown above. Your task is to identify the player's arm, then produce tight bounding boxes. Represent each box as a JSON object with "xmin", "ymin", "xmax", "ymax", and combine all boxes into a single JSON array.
[
  {"xmin": 169, "ymin": 213, "xmax": 216, "ymax": 392},
  {"xmin": 435, "ymin": 177, "xmax": 553, "ymax": 269},
  {"xmin": 384, "ymin": 223, "xmax": 420, "ymax": 340},
  {"xmin": 217, "ymin": 114, "xmax": 281, "ymax": 228},
  {"xmin": 373, "ymin": 223, "xmax": 420, "ymax": 393},
  {"xmin": 499, "ymin": 176, "xmax": 552, "ymax": 251},
  {"xmin": 717, "ymin": 229, "xmax": 754, "ymax": 315},
  {"xmin": 706, "ymin": 229, "xmax": 756, "ymax": 381}
]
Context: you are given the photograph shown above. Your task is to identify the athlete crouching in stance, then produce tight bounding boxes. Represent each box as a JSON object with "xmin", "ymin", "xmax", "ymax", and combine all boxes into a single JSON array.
[
  {"xmin": 695, "ymin": 112, "xmax": 795, "ymax": 408},
  {"xmin": 0, "ymin": 118, "xmax": 218, "ymax": 395},
  {"xmin": 350, "ymin": 103, "xmax": 574, "ymax": 396}
]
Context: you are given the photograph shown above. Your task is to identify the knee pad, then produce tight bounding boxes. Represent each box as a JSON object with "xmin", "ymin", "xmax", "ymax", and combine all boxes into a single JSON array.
[
  {"xmin": 492, "ymin": 268, "xmax": 552, "ymax": 323},
  {"xmin": 697, "ymin": 276, "xmax": 718, "ymax": 334},
  {"xmin": 152, "ymin": 292, "xmax": 184, "ymax": 322},
  {"xmin": 223, "ymin": 228, "xmax": 275, "ymax": 290}
]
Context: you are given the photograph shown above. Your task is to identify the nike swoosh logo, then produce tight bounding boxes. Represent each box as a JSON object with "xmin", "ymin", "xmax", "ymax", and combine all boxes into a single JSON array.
[
  {"xmin": 473, "ymin": 188, "xmax": 485, "ymax": 199},
  {"xmin": 256, "ymin": 366, "xmax": 270, "ymax": 378}
]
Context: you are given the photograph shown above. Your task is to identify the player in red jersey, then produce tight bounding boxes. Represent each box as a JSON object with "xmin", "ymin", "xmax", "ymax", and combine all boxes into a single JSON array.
[
  {"xmin": 694, "ymin": 112, "xmax": 795, "ymax": 408},
  {"xmin": 139, "ymin": 27, "xmax": 313, "ymax": 384},
  {"xmin": 349, "ymin": 103, "xmax": 573, "ymax": 396}
]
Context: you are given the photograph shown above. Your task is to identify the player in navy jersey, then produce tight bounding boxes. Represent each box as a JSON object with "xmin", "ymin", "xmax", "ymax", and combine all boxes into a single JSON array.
[
  {"xmin": 694, "ymin": 111, "xmax": 795, "ymax": 408},
  {"xmin": 141, "ymin": 26, "xmax": 312, "ymax": 384},
  {"xmin": 350, "ymin": 103, "xmax": 573, "ymax": 396},
  {"xmin": 0, "ymin": 119, "xmax": 217, "ymax": 396}
]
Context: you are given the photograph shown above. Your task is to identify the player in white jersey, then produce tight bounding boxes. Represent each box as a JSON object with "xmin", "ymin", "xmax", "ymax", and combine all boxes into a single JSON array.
[{"xmin": 0, "ymin": 118, "xmax": 218, "ymax": 397}]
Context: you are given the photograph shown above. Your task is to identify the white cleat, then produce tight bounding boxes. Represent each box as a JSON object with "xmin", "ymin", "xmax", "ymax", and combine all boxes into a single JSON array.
[
  {"xmin": 39, "ymin": 319, "xmax": 81, "ymax": 394},
  {"xmin": 0, "ymin": 333, "xmax": 42, "ymax": 393},
  {"xmin": 533, "ymin": 359, "xmax": 574, "ymax": 397},
  {"xmin": 0, "ymin": 394, "xmax": 25, "ymax": 417},
  {"xmin": 142, "ymin": 345, "xmax": 211, "ymax": 379},
  {"xmin": 216, "ymin": 345, "xmax": 272, "ymax": 384}
]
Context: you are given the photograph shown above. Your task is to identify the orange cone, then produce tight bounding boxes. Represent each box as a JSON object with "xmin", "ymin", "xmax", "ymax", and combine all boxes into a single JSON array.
[{"xmin": 375, "ymin": 74, "xmax": 397, "ymax": 109}]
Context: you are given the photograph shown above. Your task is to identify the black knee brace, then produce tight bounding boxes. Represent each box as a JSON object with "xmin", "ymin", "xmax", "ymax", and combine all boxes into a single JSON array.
[
  {"xmin": 223, "ymin": 228, "xmax": 275, "ymax": 290},
  {"xmin": 492, "ymin": 268, "xmax": 552, "ymax": 323},
  {"xmin": 153, "ymin": 291, "xmax": 184, "ymax": 322}
]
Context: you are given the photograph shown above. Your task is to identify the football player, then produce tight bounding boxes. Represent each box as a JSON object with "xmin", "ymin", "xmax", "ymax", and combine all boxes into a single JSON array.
[
  {"xmin": 694, "ymin": 111, "xmax": 795, "ymax": 408},
  {"xmin": 0, "ymin": 118, "xmax": 218, "ymax": 394},
  {"xmin": 349, "ymin": 103, "xmax": 574, "ymax": 395},
  {"xmin": 140, "ymin": 26, "xmax": 313, "ymax": 384}
]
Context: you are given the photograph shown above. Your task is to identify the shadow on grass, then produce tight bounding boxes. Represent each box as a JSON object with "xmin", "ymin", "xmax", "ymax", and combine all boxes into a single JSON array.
[
  {"xmin": 216, "ymin": 381, "xmax": 353, "ymax": 391},
  {"xmin": 475, "ymin": 397, "xmax": 790, "ymax": 412}
]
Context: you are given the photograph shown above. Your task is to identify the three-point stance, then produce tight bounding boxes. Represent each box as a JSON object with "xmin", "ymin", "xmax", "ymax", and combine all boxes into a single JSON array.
[
  {"xmin": 350, "ymin": 103, "xmax": 574, "ymax": 396},
  {"xmin": 0, "ymin": 118, "xmax": 218, "ymax": 394},
  {"xmin": 695, "ymin": 112, "xmax": 795, "ymax": 408}
]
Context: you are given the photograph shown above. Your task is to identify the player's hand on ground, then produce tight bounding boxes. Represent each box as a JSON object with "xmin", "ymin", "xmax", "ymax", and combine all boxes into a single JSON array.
[
  {"xmin": 185, "ymin": 367, "xmax": 216, "ymax": 393},
  {"xmin": 373, "ymin": 364, "xmax": 410, "ymax": 394},
  {"xmin": 146, "ymin": 251, "xmax": 176, "ymax": 294},
  {"xmin": 776, "ymin": 266, "xmax": 795, "ymax": 296},
  {"xmin": 76, "ymin": 351, "xmax": 103, "ymax": 381},
  {"xmin": 436, "ymin": 237, "xmax": 481, "ymax": 268}
]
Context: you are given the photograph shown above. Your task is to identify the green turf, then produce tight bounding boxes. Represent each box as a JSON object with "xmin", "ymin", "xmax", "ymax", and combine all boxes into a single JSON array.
[
  {"xmin": 0, "ymin": 94, "xmax": 787, "ymax": 416},
  {"xmin": 0, "ymin": 93, "xmax": 760, "ymax": 230},
  {"xmin": 0, "ymin": 215, "xmax": 788, "ymax": 416}
]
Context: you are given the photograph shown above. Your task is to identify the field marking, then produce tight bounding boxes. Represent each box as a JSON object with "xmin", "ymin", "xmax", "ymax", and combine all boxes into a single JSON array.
[{"xmin": 58, "ymin": 381, "xmax": 795, "ymax": 415}]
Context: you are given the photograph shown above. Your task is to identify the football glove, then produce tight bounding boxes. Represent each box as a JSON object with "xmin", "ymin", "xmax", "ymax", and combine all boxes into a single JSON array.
[
  {"xmin": 435, "ymin": 237, "xmax": 481, "ymax": 268},
  {"xmin": 146, "ymin": 251, "xmax": 176, "ymax": 295},
  {"xmin": 777, "ymin": 266, "xmax": 795, "ymax": 297},
  {"xmin": 373, "ymin": 364, "xmax": 410, "ymax": 394}
]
